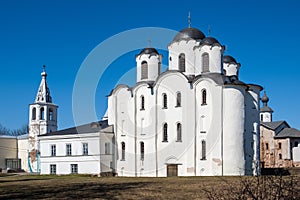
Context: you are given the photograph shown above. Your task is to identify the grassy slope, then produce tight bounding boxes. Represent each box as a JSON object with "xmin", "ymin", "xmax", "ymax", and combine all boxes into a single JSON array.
[{"xmin": 0, "ymin": 175, "xmax": 299, "ymax": 199}]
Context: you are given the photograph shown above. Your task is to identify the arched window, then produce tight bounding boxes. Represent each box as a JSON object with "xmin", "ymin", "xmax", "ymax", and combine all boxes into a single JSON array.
[
  {"xmin": 140, "ymin": 96, "xmax": 145, "ymax": 110},
  {"xmin": 279, "ymin": 153, "xmax": 282, "ymax": 160},
  {"xmin": 202, "ymin": 53, "xmax": 209, "ymax": 73},
  {"xmin": 278, "ymin": 142, "xmax": 282, "ymax": 149},
  {"xmin": 260, "ymin": 114, "xmax": 263, "ymax": 122},
  {"xmin": 179, "ymin": 53, "xmax": 185, "ymax": 72},
  {"xmin": 202, "ymin": 89, "xmax": 207, "ymax": 105},
  {"xmin": 163, "ymin": 93, "xmax": 167, "ymax": 108},
  {"xmin": 176, "ymin": 92, "xmax": 181, "ymax": 107},
  {"xmin": 177, "ymin": 123, "xmax": 182, "ymax": 142},
  {"xmin": 121, "ymin": 142, "xmax": 125, "ymax": 160},
  {"xmin": 140, "ymin": 142, "xmax": 144, "ymax": 161},
  {"xmin": 223, "ymin": 69, "xmax": 227, "ymax": 76},
  {"xmin": 201, "ymin": 140, "xmax": 206, "ymax": 160},
  {"xmin": 141, "ymin": 61, "xmax": 148, "ymax": 79},
  {"xmin": 163, "ymin": 123, "xmax": 168, "ymax": 142},
  {"xmin": 32, "ymin": 107, "xmax": 36, "ymax": 120},
  {"xmin": 266, "ymin": 143, "xmax": 269, "ymax": 150},
  {"xmin": 40, "ymin": 107, "xmax": 45, "ymax": 120},
  {"xmin": 49, "ymin": 108, "xmax": 53, "ymax": 121}
]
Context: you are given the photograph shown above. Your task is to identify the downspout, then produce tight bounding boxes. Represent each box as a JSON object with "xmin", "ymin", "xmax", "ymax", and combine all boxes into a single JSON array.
[
  {"xmin": 221, "ymin": 85, "xmax": 224, "ymax": 176},
  {"xmin": 194, "ymin": 83, "xmax": 197, "ymax": 176},
  {"xmin": 134, "ymin": 91, "xmax": 137, "ymax": 177},
  {"xmin": 114, "ymin": 95, "xmax": 118, "ymax": 175},
  {"xmin": 155, "ymin": 85, "xmax": 158, "ymax": 177}
]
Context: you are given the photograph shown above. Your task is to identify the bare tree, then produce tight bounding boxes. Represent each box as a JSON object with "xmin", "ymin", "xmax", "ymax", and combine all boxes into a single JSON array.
[
  {"xmin": 204, "ymin": 175, "xmax": 300, "ymax": 200},
  {"xmin": 0, "ymin": 123, "xmax": 28, "ymax": 136}
]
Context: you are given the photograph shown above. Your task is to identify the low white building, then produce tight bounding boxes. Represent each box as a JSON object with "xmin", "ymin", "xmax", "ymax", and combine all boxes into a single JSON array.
[{"xmin": 39, "ymin": 121, "xmax": 113, "ymax": 175}]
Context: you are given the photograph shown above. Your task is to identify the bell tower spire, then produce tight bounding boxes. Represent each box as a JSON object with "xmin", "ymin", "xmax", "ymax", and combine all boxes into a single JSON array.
[
  {"xmin": 28, "ymin": 66, "xmax": 58, "ymax": 173},
  {"xmin": 35, "ymin": 65, "xmax": 52, "ymax": 103}
]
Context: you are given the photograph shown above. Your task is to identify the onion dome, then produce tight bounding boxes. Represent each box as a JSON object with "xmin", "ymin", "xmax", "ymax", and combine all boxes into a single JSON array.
[
  {"xmin": 223, "ymin": 55, "xmax": 237, "ymax": 64},
  {"xmin": 199, "ymin": 37, "xmax": 220, "ymax": 46},
  {"xmin": 172, "ymin": 27, "xmax": 205, "ymax": 42},
  {"xmin": 261, "ymin": 91, "xmax": 269, "ymax": 104},
  {"xmin": 261, "ymin": 91, "xmax": 273, "ymax": 113},
  {"xmin": 139, "ymin": 47, "xmax": 159, "ymax": 55}
]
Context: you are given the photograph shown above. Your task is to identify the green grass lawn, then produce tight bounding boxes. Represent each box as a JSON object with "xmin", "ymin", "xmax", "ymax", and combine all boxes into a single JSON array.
[{"xmin": 0, "ymin": 175, "xmax": 299, "ymax": 199}]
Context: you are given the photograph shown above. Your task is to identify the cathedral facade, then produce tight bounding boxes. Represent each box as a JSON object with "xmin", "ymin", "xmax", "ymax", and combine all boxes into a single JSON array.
[{"xmin": 108, "ymin": 26, "xmax": 262, "ymax": 176}]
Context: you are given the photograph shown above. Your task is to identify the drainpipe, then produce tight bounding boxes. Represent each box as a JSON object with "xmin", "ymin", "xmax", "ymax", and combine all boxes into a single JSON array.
[{"xmin": 221, "ymin": 85, "xmax": 224, "ymax": 176}]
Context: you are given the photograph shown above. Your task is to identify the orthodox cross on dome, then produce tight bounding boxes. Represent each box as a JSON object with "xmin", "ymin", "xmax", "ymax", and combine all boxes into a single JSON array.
[
  {"xmin": 147, "ymin": 39, "xmax": 152, "ymax": 47},
  {"xmin": 208, "ymin": 25, "xmax": 211, "ymax": 36},
  {"xmin": 188, "ymin": 11, "xmax": 191, "ymax": 28},
  {"xmin": 224, "ymin": 45, "xmax": 229, "ymax": 55},
  {"xmin": 43, "ymin": 65, "xmax": 46, "ymax": 72}
]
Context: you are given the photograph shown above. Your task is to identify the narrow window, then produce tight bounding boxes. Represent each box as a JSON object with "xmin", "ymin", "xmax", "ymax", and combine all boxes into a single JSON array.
[
  {"xmin": 176, "ymin": 92, "xmax": 181, "ymax": 107},
  {"xmin": 266, "ymin": 143, "xmax": 269, "ymax": 150},
  {"xmin": 177, "ymin": 123, "xmax": 182, "ymax": 142},
  {"xmin": 278, "ymin": 142, "xmax": 282, "ymax": 149},
  {"xmin": 50, "ymin": 164, "xmax": 56, "ymax": 174},
  {"xmin": 260, "ymin": 114, "xmax": 263, "ymax": 121},
  {"xmin": 141, "ymin": 95, "xmax": 145, "ymax": 110},
  {"xmin": 82, "ymin": 143, "xmax": 88, "ymax": 155},
  {"xmin": 202, "ymin": 53, "xmax": 209, "ymax": 73},
  {"xmin": 71, "ymin": 164, "xmax": 78, "ymax": 174},
  {"xmin": 51, "ymin": 144, "xmax": 56, "ymax": 156},
  {"xmin": 279, "ymin": 154, "xmax": 282, "ymax": 160},
  {"xmin": 295, "ymin": 141, "xmax": 299, "ymax": 147},
  {"xmin": 121, "ymin": 142, "xmax": 125, "ymax": 160},
  {"xmin": 163, "ymin": 123, "xmax": 168, "ymax": 142},
  {"xmin": 105, "ymin": 142, "xmax": 110, "ymax": 155},
  {"xmin": 179, "ymin": 53, "xmax": 185, "ymax": 72},
  {"xmin": 163, "ymin": 93, "xmax": 167, "ymax": 108},
  {"xmin": 40, "ymin": 107, "xmax": 45, "ymax": 120},
  {"xmin": 202, "ymin": 89, "xmax": 207, "ymax": 105},
  {"xmin": 66, "ymin": 144, "xmax": 72, "ymax": 156},
  {"xmin": 141, "ymin": 61, "xmax": 148, "ymax": 79},
  {"xmin": 201, "ymin": 140, "xmax": 206, "ymax": 160},
  {"xmin": 140, "ymin": 142, "xmax": 144, "ymax": 161},
  {"xmin": 32, "ymin": 108, "xmax": 36, "ymax": 120},
  {"xmin": 223, "ymin": 69, "xmax": 227, "ymax": 76},
  {"xmin": 49, "ymin": 108, "xmax": 53, "ymax": 121},
  {"xmin": 158, "ymin": 62, "xmax": 161, "ymax": 74}
]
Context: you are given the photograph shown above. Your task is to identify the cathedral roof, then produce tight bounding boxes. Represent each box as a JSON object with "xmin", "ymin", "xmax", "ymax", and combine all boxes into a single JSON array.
[
  {"xmin": 172, "ymin": 27, "xmax": 205, "ymax": 43},
  {"xmin": 35, "ymin": 67, "xmax": 52, "ymax": 103},
  {"xmin": 199, "ymin": 37, "xmax": 220, "ymax": 46},
  {"xmin": 139, "ymin": 47, "xmax": 159, "ymax": 55},
  {"xmin": 223, "ymin": 55, "xmax": 238, "ymax": 64}
]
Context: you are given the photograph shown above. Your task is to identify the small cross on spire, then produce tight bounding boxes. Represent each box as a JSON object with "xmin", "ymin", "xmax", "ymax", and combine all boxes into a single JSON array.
[
  {"xmin": 188, "ymin": 11, "xmax": 191, "ymax": 28},
  {"xmin": 43, "ymin": 65, "xmax": 46, "ymax": 72}
]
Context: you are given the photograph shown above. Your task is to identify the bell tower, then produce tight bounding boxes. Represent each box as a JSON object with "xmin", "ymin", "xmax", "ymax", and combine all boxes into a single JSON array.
[{"xmin": 28, "ymin": 66, "xmax": 58, "ymax": 173}]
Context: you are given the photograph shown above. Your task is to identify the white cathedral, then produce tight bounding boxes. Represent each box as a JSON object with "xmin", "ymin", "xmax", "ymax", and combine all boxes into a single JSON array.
[{"xmin": 25, "ymin": 24, "xmax": 263, "ymax": 176}]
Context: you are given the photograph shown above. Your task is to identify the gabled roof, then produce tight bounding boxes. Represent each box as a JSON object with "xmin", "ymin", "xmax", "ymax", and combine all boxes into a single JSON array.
[
  {"xmin": 39, "ymin": 120, "xmax": 113, "ymax": 137},
  {"xmin": 261, "ymin": 121, "xmax": 290, "ymax": 131},
  {"xmin": 275, "ymin": 128, "xmax": 300, "ymax": 138}
]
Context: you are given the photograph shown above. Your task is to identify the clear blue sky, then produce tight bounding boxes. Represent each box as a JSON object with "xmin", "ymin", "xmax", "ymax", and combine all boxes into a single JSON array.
[{"xmin": 1, "ymin": 0, "xmax": 300, "ymax": 130}]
